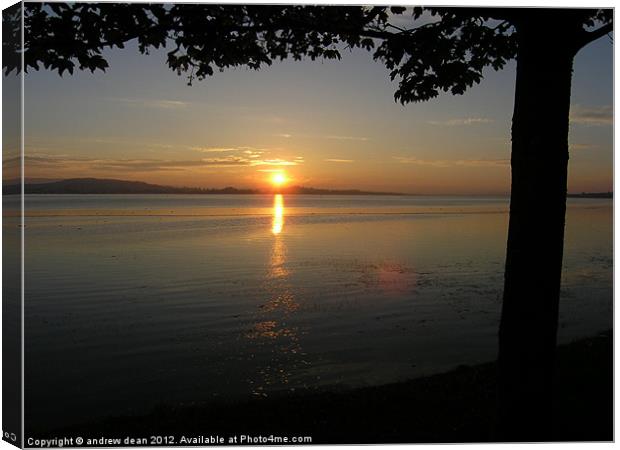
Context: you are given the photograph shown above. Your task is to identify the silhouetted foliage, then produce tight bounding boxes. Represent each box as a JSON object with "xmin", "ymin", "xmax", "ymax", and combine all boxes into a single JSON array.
[
  {"xmin": 17, "ymin": 5, "xmax": 381, "ymax": 78},
  {"xmin": 2, "ymin": 5, "xmax": 21, "ymax": 77},
  {"xmin": 12, "ymin": 5, "xmax": 610, "ymax": 102}
]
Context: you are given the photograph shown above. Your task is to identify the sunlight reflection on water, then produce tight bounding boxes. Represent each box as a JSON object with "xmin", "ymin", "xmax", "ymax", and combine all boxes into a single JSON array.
[
  {"xmin": 247, "ymin": 194, "xmax": 305, "ymax": 396},
  {"xmin": 271, "ymin": 194, "xmax": 284, "ymax": 234},
  {"xmin": 20, "ymin": 195, "xmax": 612, "ymax": 429}
]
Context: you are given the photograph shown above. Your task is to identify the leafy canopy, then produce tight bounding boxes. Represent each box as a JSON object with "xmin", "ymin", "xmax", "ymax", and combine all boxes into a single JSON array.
[{"xmin": 7, "ymin": 4, "xmax": 612, "ymax": 103}]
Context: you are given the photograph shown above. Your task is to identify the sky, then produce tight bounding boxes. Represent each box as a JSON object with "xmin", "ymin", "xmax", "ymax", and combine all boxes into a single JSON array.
[{"xmin": 17, "ymin": 11, "xmax": 614, "ymax": 195}]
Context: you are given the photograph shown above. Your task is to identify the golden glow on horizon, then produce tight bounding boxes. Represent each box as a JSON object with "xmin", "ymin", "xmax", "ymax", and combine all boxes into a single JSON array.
[{"xmin": 272, "ymin": 194, "xmax": 284, "ymax": 235}]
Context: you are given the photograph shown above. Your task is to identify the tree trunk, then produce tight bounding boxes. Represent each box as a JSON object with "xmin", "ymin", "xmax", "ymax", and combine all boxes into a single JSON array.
[{"xmin": 498, "ymin": 19, "xmax": 579, "ymax": 441}]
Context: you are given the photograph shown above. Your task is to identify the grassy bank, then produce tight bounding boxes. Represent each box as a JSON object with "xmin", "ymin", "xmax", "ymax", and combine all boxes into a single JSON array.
[{"xmin": 47, "ymin": 331, "xmax": 612, "ymax": 443}]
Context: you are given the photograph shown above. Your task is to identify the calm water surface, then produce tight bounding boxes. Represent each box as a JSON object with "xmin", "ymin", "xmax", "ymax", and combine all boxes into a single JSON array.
[{"xmin": 13, "ymin": 194, "xmax": 612, "ymax": 431}]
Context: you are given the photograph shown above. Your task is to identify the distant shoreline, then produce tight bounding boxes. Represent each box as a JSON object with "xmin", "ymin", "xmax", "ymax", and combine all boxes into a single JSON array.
[
  {"xmin": 567, "ymin": 192, "xmax": 613, "ymax": 199},
  {"xmin": 2, "ymin": 178, "xmax": 613, "ymax": 198},
  {"xmin": 3, "ymin": 178, "xmax": 405, "ymax": 196}
]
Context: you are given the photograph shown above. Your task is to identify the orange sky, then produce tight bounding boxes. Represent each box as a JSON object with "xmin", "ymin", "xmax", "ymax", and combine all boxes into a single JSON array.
[{"xmin": 16, "ymin": 31, "xmax": 613, "ymax": 195}]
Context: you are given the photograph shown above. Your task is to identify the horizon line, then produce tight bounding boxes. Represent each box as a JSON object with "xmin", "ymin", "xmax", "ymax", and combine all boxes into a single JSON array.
[{"xmin": 5, "ymin": 177, "xmax": 613, "ymax": 198}]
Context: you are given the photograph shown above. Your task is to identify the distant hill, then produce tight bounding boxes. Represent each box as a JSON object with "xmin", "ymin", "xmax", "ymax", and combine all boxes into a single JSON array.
[
  {"xmin": 3, "ymin": 178, "xmax": 259, "ymax": 195},
  {"xmin": 2, "ymin": 178, "xmax": 405, "ymax": 196}
]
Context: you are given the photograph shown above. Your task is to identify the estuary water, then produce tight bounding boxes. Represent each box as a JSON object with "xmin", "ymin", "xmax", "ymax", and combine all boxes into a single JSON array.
[{"xmin": 12, "ymin": 194, "xmax": 612, "ymax": 431}]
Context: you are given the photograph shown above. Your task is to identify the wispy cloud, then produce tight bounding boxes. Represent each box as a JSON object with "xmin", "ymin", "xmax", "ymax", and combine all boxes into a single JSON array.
[
  {"xmin": 244, "ymin": 149, "xmax": 264, "ymax": 159},
  {"xmin": 252, "ymin": 158, "xmax": 301, "ymax": 166},
  {"xmin": 147, "ymin": 100, "xmax": 188, "ymax": 109},
  {"xmin": 257, "ymin": 168, "xmax": 288, "ymax": 173},
  {"xmin": 192, "ymin": 146, "xmax": 302, "ymax": 167},
  {"xmin": 393, "ymin": 156, "xmax": 508, "ymax": 167},
  {"xmin": 325, "ymin": 135, "xmax": 369, "ymax": 141},
  {"xmin": 28, "ymin": 135, "xmax": 179, "ymax": 150},
  {"xmin": 192, "ymin": 146, "xmax": 266, "ymax": 157},
  {"xmin": 11, "ymin": 155, "xmax": 210, "ymax": 172},
  {"xmin": 427, "ymin": 117, "xmax": 493, "ymax": 126},
  {"xmin": 274, "ymin": 133, "xmax": 369, "ymax": 141},
  {"xmin": 570, "ymin": 143, "xmax": 598, "ymax": 151},
  {"xmin": 191, "ymin": 147, "xmax": 238, "ymax": 153},
  {"xmin": 14, "ymin": 150, "xmax": 304, "ymax": 174},
  {"xmin": 199, "ymin": 156, "xmax": 257, "ymax": 167},
  {"xmin": 570, "ymin": 105, "xmax": 612, "ymax": 126},
  {"xmin": 325, "ymin": 159, "xmax": 354, "ymax": 163},
  {"xmin": 114, "ymin": 98, "xmax": 189, "ymax": 109}
]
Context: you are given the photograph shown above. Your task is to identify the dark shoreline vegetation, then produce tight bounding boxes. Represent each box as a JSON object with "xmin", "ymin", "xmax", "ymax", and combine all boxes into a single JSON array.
[
  {"xmin": 3, "ymin": 178, "xmax": 613, "ymax": 198},
  {"xmin": 3, "ymin": 178, "xmax": 405, "ymax": 196},
  {"xmin": 567, "ymin": 192, "xmax": 614, "ymax": 199},
  {"xmin": 37, "ymin": 331, "xmax": 612, "ymax": 443}
]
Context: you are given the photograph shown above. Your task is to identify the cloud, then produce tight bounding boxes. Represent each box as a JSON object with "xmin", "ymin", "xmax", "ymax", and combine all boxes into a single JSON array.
[
  {"xmin": 191, "ymin": 147, "xmax": 238, "ymax": 153},
  {"xmin": 570, "ymin": 105, "xmax": 612, "ymax": 126},
  {"xmin": 28, "ymin": 135, "xmax": 179, "ymax": 150},
  {"xmin": 15, "ymin": 152, "xmax": 303, "ymax": 175},
  {"xmin": 196, "ymin": 155, "xmax": 302, "ymax": 168},
  {"xmin": 200, "ymin": 156, "xmax": 256, "ymax": 166},
  {"xmin": 251, "ymin": 158, "xmax": 300, "ymax": 166},
  {"xmin": 393, "ymin": 156, "xmax": 509, "ymax": 167},
  {"xmin": 193, "ymin": 145, "xmax": 302, "ymax": 166},
  {"xmin": 146, "ymin": 100, "xmax": 188, "ymax": 109},
  {"xmin": 570, "ymin": 143, "xmax": 598, "ymax": 151},
  {"xmin": 325, "ymin": 135, "xmax": 369, "ymax": 141},
  {"xmin": 7, "ymin": 155, "xmax": 208, "ymax": 172},
  {"xmin": 115, "ymin": 98, "xmax": 189, "ymax": 109},
  {"xmin": 427, "ymin": 117, "xmax": 494, "ymax": 126},
  {"xmin": 192, "ymin": 146, "xmax": 267, "ymax": 158},
  {"xmin": 274, "ymin": 133, "xmax": 369, "ymax": 141},
  {"xmin": 18, "ymin": 143, "xmax": 305, "ymax": 178},
  {"xmin": 243, "ymin": 148, "xmax": 266, "ymax": 159},
  {"xmin": 325, "ymin": 159, "xmax": 354, "ymax": 163}
]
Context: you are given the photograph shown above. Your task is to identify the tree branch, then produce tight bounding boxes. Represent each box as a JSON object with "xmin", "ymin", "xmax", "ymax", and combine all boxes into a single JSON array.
[
  {"xmin": 385, "ymin": 23, "xmax": 406, "ymax": 32},
  {"xmin": 576, "ymin": 22, "xmax": 613, "ymax": 50}
]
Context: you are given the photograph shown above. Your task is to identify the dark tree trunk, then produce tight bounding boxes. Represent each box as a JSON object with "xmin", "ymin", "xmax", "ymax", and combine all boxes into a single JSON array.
[{"xmin": 498, "ymin": 17, "xmax": 581, "ymax": 441}]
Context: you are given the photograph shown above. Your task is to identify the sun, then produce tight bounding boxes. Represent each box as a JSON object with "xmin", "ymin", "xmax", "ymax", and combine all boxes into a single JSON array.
[{"xmin": 271, "ymin": 172, "xmax": 287, "ymax": 187}]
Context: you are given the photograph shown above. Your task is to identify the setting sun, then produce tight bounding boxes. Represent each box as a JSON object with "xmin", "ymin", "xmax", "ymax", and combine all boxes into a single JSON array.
[{"xmin": 271, "ymin": 172, "xmax": 287, "ymax": 187}]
